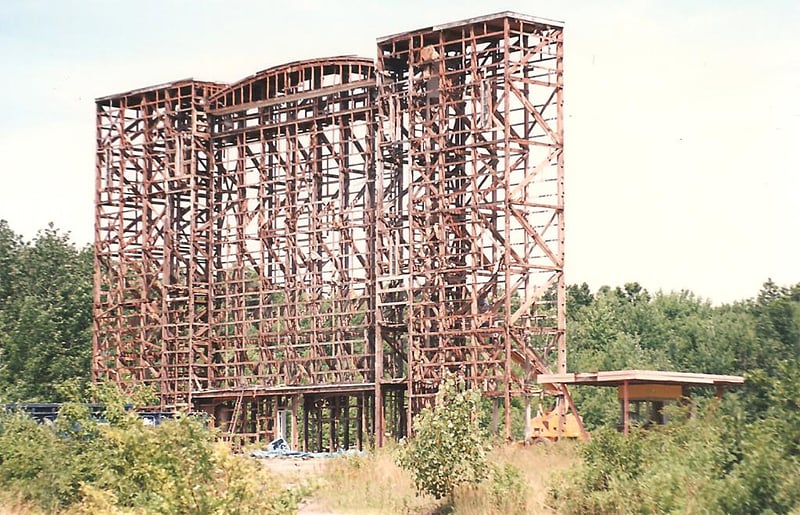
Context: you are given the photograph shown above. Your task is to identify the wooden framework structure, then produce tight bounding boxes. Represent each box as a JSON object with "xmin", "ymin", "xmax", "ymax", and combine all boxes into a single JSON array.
[
  {"xmin": 375, "ymin": 12, "xmax": 570, "ymax": 436},
  {"xmin": 93, "ymin": 12, "xmax": 579, "ymax": 450},
  {"xmin": 94, "ymin": 79, "xmax": 225, "ymax": 409}
]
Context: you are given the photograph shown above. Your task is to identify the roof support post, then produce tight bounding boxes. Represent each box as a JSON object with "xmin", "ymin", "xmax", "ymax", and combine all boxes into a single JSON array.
[{"xmin": 622, "ymin": 380, "xmax": 630, "ymax": 435}]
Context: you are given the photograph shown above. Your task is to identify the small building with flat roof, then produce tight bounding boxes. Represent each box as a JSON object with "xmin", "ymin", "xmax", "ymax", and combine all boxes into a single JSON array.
[{"xmin": 537, "ymin": 370, "xmax": 745, "ymax": 434}]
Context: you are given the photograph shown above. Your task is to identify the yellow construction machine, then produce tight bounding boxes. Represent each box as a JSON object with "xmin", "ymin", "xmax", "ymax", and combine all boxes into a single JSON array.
[{"xmin": 527, "ymin": 405, "xmax": 586, "ymax": 442}]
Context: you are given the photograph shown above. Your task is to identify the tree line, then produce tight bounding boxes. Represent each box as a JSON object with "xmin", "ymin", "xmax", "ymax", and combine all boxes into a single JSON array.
[
  {"xmin": 1, "ymin": 220, "xmax": 799, "ymax": 513},
  {"xmin": 566, "ymin": 279, "xmax": 800, "ymax": 430},
  {"xmin": 555, "ymin": 280, "xmax": 800, "ymax": 513},
  {"xmin": 1, "ymin": 218, "xmax": 798, "ymax": 419},
  {"xmin": 0, "ymin": 221, "xmax": 92, "ymax": 402}
]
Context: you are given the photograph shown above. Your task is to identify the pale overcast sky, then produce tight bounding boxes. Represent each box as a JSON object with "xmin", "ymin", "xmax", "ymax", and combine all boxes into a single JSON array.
[{"xmin": 0, "ymin": 0, "xmax": 797, "ymax": 303}]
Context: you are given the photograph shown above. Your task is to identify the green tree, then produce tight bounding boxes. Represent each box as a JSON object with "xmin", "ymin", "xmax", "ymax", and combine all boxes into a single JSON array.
[
  {"xmin": 0, "ymin": 220, "xmax": 23, "ymax": 311},
  {"xmin": 0, "ymin": 223, "xmax": 93, "ymax": 401},
  {"xmin": 555, "ymin": 280, "xmax": 800, "ymax": 514},
  {"xmin": 567, "ymin": 282, "xmax": 594, "ymax": 311},
  {"xmin": 397, "ymin": 374, "xmax": 488, "ymax": 500}
]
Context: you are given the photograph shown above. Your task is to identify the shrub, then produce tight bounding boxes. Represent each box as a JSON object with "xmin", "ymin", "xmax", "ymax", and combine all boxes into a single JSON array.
[
  {"xmin": 0, "ymin": 411, "xmax": 84, "ymax": 511},
  {"xmin": 397, "ymin": 373, "xmax": 488, "ymax": 500},
  {"xmin": 0, "ymin": 387, "xmax": 303, "ymax": 515},
  {"xmin": 550, "ymin": 401, "xmax": 800, "ymax": 515}
]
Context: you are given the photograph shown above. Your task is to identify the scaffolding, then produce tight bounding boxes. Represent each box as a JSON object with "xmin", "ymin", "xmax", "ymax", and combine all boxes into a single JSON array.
[
  {"xmin": 93, "ymin": 12, "xmax": 582, "ymax": 450},
  {"xmin": 94, "ymin": 79, "xmax": 225, "ymax": 409}
]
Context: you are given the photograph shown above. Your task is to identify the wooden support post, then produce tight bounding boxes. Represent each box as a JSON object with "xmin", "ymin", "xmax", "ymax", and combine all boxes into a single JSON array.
[
  {"xmin": 343, "ymin": 396, "xmax": 351, "ymax": 451},
  {"xmin": 303, "ymin": 397, "xmax": 310, "ymax": 452},
  {"xmin": 504, "ymin": 395, "xmax": 512, "ymax": 440},
  {"xmin": 356, "ymin": 394, "xmax": 363, "ymax": 451},
  {"xmin": 291, "ymin": 395, "xmax": 299, "ymax": 451},
  {"xmin": 374, "ymin": 384, "xmax": 384, "ymax": 448},
  {"xmin": 622, "ymin": 380, "xmax": 630, "ymax": 435},
  {"xmin": 316, "ymin": 401, "xmax": 323, "ymax": 451},
  {"xmin": 502, "ymin": 16, "xmax": 513, "ymax": 443},
  {"xmin": 524, "ymin": 395, "xmax": 531, "ymax": 442},
  {"xmin": 367, "ymin": 393, "xmax": 374, "ymax": 447},
  {"xmin": 328, "ymin": 397, "xmax": 336, "ymax": 451},
  {"xmin": 272, "ymin": 396, "xmax": 280, "ymax": 441},
  {"xmin": 399, "ymin": 389, "xmax": 407, "ymax": 439},
  {"xmin": 375, "ymin": 339, "xmax": 384, "ymax": 448}
]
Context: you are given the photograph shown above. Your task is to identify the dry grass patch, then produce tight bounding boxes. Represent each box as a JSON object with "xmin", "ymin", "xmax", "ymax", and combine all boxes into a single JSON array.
[
  {"xmin": 0, "ymin": 492, "xmax": 44, "ymax": 515},
  {"xmin": 308, "ymin": 441, "xmax": 576, "ymax": 515},
  {"xmin": 311, "ymin": 445, "xmax": 439, "ymax": 515},
  {"xmin": 482, "ymin": 441, "xmax": 577, "ymax": 515}
]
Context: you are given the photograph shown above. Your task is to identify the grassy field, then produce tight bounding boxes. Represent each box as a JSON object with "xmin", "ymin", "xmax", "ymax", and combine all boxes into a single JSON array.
[
  {"xmin": 0, "ymin": 442, "xmax": 576, "ymax": 515},
  {"xmin": 276, "ymin": 442, "xmax": 577, "ymax": 515}
]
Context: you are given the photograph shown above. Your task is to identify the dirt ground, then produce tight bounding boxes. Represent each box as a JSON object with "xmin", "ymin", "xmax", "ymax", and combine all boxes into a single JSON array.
[
  {"xmin": 295, "ymin": 502, "xmax": 340, "ymax": 515},
  {"xmin": 260, "ymin": 455, "xmax": 331, "ymax": 478},
  {"xmin": 260, "ymin": 457, "xmax": 340, "ymax": 515}
]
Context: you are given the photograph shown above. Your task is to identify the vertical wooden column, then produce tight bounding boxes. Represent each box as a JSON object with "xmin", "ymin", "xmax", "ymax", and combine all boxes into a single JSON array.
[
  {"xmin": 328, "ymin": 397, "xmax": 337, "ymax": 451},
  {"xmin": 291, "ymin": 395, "xmax": 299, "ymax": 450},
  {"xmin": 622, "ymin": 380, "xmax": 630, "ymax": 435},
  {"xmin": 303, "ymin": 397, "xmax": 310, "ymax": 452},
  {"xmin": 556, "ymin": 25, "xmax": 568, "ymax": 441},
  {"xmin": 397, "ymin": 389, "xmax": 407, "ymax": 439},
  {"xmin": 356, "ymin": 394, "xmax": 364, "ymax": 450},
  {"xmin": 316, "ymin": 402, "xmax": 323, "ymax": 451},
  {"xmin": 524, "ymin": 395, "xmax": 531, "ymax": 441},
  {"xmin": 374, "ymin": 382, "xmax": 384, "ymax": 448},
  {"xmin": 343, "ymin": 396, "xmax": 351, "ymax": 450},
  {"xmin": 502, "ymin": 18, "xmax": 513, "ymax": 440}
]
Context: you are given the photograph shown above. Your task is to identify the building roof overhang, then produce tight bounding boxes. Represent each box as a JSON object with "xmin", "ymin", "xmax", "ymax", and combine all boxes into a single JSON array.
[{"xmin": 537, "ymin": 370, "xmax": 745, "ymax": 388}]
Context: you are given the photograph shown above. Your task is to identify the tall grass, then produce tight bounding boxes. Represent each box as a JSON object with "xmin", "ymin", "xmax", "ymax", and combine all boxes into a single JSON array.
[
  {"xmin": 0, "ymin": 492, "xmax": 42, "ymax": 515},
  {"xmin": 454, "ymin": 442, "xmax": 577, "ymax": 515},
  {"xmin": 312, "ymin": 444, "xmax": 439, "ymax": 514},
  {"xmin": 311, "ymin": 442, "xmax": 575, "ymax": 515}
]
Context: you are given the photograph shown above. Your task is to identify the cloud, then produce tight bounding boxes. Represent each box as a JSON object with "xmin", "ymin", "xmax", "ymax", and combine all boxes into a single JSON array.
[{"xmin": 0, "ymin": 0, "xmax": 797, "ymax": 302}]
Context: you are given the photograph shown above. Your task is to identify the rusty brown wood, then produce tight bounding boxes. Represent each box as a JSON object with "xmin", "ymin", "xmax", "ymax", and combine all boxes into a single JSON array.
[
  {"xmin": 374, "ymin": 13, "xmax": 566, "ymax": 433},
  {"xmin": 93, "ymin": 13, "xmax": 571, "ymax": 450}
]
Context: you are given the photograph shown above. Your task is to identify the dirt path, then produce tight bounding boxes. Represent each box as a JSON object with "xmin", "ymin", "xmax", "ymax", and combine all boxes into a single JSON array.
[
  {"xmin": 261, "ymin": 456, "xmax": 330, "ymax": 478},
  {"xmin": 260, "ymin": 457, "xmax": 343, "ymax": 514},
  {"xmin": 296, "ymin": 500, "xmax": 340, "ymax": 515}
]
